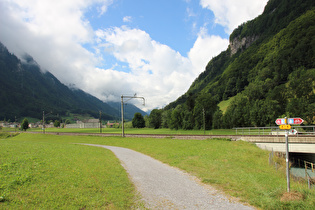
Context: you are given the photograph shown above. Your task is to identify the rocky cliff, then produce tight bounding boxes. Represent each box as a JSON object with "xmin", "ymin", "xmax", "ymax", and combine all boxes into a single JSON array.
[{"xmin": 229, "ymin": 35, "xmax": 259, "ymax": 56}]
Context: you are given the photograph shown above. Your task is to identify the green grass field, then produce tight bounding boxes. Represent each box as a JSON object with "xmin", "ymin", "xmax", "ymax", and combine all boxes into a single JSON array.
[
  {"xmin": 1, "ymin": 133, "xmax": 314, "ymax": 209},
  {"xmin": 26, "ymin": 127, "xmax": 238, "ymax": 135},
  {"xmin": 0, "ymin": 133, "xmax": 141, "ymax": 209}
]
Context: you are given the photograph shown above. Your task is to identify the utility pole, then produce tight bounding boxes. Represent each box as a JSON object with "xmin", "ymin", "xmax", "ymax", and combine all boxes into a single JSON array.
[
  {"xmin": 15, "ymin": 116, "xmax": 17, "ymax": 132},
  {"xmin": 99, "ymin": 111, "xmax": 102, "ymax": 133},
  {"xmin": 203, "ymin": 107, "xmax": 205, "ymax": 135},
  {"xmin": 42, "ymin": 111, "xmax": 45, "ymax": 134},
  {"xmin": 121, "ymin": 94, "xmax": 145, "ymax": 137}
]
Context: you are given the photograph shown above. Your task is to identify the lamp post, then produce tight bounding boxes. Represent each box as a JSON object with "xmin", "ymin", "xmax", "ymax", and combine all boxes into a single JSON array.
[{"xmin": 121, "ymin": 94, "xmax": 145, "ymax": 137}]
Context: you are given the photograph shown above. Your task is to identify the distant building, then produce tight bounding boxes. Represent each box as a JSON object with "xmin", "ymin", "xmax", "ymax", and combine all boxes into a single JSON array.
[
  {"xmin": 106, "ymin": 121, "xmax": 119, "ymax": 128},
  {"xmin": 0, "ymin": 121, "xmax": 19, "ymax": 128},
  {"xmin": 66, "ymin": 119, "xmax": 100, "ymax": 128}
]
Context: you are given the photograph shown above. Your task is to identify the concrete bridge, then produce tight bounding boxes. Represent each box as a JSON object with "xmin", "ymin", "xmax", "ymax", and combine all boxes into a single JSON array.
[{"xmin": 237, "ymin": 135, "xmax": 315, "ymax": 154}]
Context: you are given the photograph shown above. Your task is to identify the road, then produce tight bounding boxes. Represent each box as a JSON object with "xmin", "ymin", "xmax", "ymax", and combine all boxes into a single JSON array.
[{"xmin": 82, "ymin": 144, "xmax": 254, "ymax": 209}]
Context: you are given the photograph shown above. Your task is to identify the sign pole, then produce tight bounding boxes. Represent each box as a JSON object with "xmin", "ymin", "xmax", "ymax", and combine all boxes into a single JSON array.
[
  {"xmin": 276, "ymin": 116, "xmax": 304, "ymax": 193},
  {"xmin": 285, "ymin": 128, "xmax": 290, "ymax": 192}
]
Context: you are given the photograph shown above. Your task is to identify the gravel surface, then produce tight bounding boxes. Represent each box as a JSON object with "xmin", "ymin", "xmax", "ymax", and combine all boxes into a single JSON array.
[{"xmin": 84, "ymin": 144, "xmax": 254, "ymax": 209}]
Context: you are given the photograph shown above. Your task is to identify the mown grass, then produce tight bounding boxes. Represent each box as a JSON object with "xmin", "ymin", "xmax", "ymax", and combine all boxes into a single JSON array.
[
  {"xmin": 1, "ymin": 133, "xmax": 314, "ymax": 209},
  {"xmin": 0, "ymin": 133, "xmax": 140, "ymax": 209},
  {"xmin": 29, "ymin": 127, "xmax": 237, "ymax": 135}
]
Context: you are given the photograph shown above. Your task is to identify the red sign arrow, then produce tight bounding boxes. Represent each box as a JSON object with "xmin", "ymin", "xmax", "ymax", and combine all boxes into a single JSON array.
[{"xmin": 288, "ymin": 118, "xmax": 304, "ymax": 125}]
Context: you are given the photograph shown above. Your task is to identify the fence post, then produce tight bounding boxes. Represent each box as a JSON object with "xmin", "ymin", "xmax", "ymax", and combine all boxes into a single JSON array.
[{"xmin": 305, "ymin": 161, "xmax": 308, "ymax": 180}]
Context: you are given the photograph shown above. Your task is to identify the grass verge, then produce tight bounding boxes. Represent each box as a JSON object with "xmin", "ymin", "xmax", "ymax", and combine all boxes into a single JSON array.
[
  {"xmin": 1, "ymin": 133, "xmax": 314, "ymax": 209},
  {"xmin": 0, "ymin": 133, "xmax": 140, "ymax": 209},
  {"xmin": 28, "ymin": 127, "xmax": 237, "ymax": 135}
]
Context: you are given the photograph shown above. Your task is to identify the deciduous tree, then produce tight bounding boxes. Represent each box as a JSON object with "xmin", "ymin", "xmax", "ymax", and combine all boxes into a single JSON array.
[
  {"xmin": 21, "ymin": 118, "xmax": 29, "ymax": 131},
  {"xmin": 132, "ymin": 113, "xmax": 145, "ymax": 128}
]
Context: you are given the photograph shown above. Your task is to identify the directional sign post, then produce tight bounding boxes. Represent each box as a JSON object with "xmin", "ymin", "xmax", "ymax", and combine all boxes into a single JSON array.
[
  {"xmin": 288, "ymin": 118, "xmax": 304, "ymax": 125},
  {"xmin": 275, "ymin": 117, "xmax": 304, "ymax": 192},
  {"xmin": 279, "ymin": 124, "xmax": 291, "ymax": 130},
  {"xmin": 285, "ymin": 128, "xmax": 290, "ymax": 192},
  {"xmin": 275, "ymin": 118, "xmax": 286, "ymax": 125},
  {"xmin": 289, "ymin": 129, "xmax": 298, "ymax": 135}
]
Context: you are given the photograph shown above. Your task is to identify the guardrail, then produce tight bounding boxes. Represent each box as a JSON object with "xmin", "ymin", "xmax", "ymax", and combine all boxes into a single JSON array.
[
  {"xmin": 305, "ymin": 161, "xmax": 315, "ymax": 189},
  {"xmin": 234, "ymin": 126, "xmax": 315, "ymax": 136}
]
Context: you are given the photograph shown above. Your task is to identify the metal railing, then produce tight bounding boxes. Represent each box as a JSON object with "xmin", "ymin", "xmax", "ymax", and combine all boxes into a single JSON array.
[
  {"xmin": 234, "ymin": 126, "xmax": 315, "ymax": 136},
  {"xmin": 305, "ymin": 161, "xmax": 315, "ymax": 189}
]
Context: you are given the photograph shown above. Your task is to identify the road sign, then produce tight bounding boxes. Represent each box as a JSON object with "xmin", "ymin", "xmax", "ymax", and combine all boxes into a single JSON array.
[
  {"xmin": 275, "ymin": 118, "xmax": 287, "ymax": 125},
  {"xmin": 276, "ymin": 117, "xmax": 304, "ymax": 125},
  {"xmin": 287, "ymin": 118, "xmax": 304, "ymax": 125},
  {"xmin": 289, "ymin": 129, "xmax": 298, "ymax": 135},
  {"xmin": 279, "ymin": 125, "xmax": 291, "ymax": 130}
]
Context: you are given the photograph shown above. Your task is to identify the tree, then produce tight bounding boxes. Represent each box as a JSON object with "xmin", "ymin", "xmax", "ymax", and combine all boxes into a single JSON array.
[
  {"xmin": 149, "ymin": 109, "xmax": 162, "ymax": 129},
  {"xmin": 132, "ymin": 113, "xmax": 145, "ymax": 128},
  {"xmin": 194, "ymin": 93, "xmax": 218, "ymax": 130},
  {"xmin": 161, "ymin": 109, "xmax": 172, "ymax": 128},
  {"xmin": 54, "ymin": 120, "xmax": 60, "ymax": 128},
  {"xmin": 182, "ymin": 109, "xmax": 194, "ymax": 130},
  {"xmin": 212, "ymin": 109, "xmax": 223, "ymax": 129},
  {"xmin": 170, "ymin": 106, "xmax": 183, "ymax": 130},
  {"xmin": 223, "ymin": 95, "xmax": 251, "ymax": 128},
  {"xmin": 21, "ymin": 118, "xmax": 29, "ymax": 131}
]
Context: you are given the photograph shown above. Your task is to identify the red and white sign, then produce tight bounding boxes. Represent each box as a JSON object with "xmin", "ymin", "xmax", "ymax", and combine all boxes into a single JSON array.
[
  {"xmin": 275, "ymin": 118, "xmax": 286, "ymax": 125},
  {"xmin": 288, "ymin": 118, "xmax": 304, "ymax": 125},
  {"xmin": 289, "ymin": 129, "xmax": 298, "ymax": 135}
]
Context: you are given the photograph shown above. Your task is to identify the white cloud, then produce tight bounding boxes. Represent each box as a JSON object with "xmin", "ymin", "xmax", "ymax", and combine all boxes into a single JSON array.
[
  {"xmin": 0, "ymin": 0, "xmax": 112, "ymax": 85},
  {"xmin": 123, "ymin": 16, "xmax": 132, "ymax": 23},
  {"xmin": 92, "ymin": 25, "xmax": 229, "ymax": 110},
  {"xmin": 189, "ymin": 27, "xmax": 229, "ymax": 75},
  {"xmin": 0, "ymin": 0, "xmax": 266, "ymax": 111},
  {"xmin": 97, "ymin": 0, "xmax": 113, "ymax": 16},
  {"xmin": 95, "ymin": 26, "xmax": 195, "ymax": 110},
  {"xmin": 200, "ymin": 0, "xmax": 268, "ymax": 33}
]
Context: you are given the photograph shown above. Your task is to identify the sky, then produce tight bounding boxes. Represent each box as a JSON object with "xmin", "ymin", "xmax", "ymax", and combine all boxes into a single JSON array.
[{"xmin": 0, "ymin": 0, "xmax": 268, "ymax": 111}]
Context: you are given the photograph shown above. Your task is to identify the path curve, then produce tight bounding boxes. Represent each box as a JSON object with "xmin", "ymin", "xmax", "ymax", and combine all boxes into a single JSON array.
[{"xmin": 83, "ymin": 144, "xmax": 254, "ymax": 209}]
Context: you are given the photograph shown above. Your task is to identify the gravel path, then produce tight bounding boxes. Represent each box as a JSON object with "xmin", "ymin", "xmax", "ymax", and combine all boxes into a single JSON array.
[{"xmin": 83, "ymin": 144, "xmax": 254, "ymax": 209}]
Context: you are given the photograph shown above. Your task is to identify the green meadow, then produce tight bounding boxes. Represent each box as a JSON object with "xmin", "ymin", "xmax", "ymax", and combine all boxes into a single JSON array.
[
  {"xmin": 28, "ymin": 127, "xmax": 238, "ymax": 135},
  {"xmin": 1, "ymin": 133, "xmax": 314, "ymax": 209}
]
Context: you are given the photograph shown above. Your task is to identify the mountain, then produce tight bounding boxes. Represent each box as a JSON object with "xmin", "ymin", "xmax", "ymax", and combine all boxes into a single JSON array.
[
  {"xmin": 0, "ymin": 43, "xmax": 144, "ymax": 122},
  {"xmin": 161, "ymin": 0, "xmax": 315, "ymax": 129},
  {"xmin": 107, "ymin": 102, "xmax": 148, "ymax": 120}
]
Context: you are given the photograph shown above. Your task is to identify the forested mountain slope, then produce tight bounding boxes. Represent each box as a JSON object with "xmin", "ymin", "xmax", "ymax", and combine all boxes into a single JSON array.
[
  {"xmin": 0, "ymin": 43, "xmax": 144, "ymax": 121},
  {"xmin": 161, "ymin": 0, "xmax": 314, "ymax": 129}
]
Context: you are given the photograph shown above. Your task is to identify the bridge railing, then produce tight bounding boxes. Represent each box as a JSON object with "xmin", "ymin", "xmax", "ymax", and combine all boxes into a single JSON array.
[
  {"xmin": 305, "ymin": 161, "xmax": 315, "ymax": 189},
  {"xmin": 234, "ymin": 126, "xmax": 315, "ymax": 136}
]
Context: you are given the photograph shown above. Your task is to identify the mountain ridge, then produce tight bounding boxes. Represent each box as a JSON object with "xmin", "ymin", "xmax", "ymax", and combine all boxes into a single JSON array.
[
  {"xmin": 0, "ymin": 43, "xmax": 145, "ymax": 122},
  {"xmin": 160, "ymin": 0, "xmax": 314, "ymax": 129}
]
